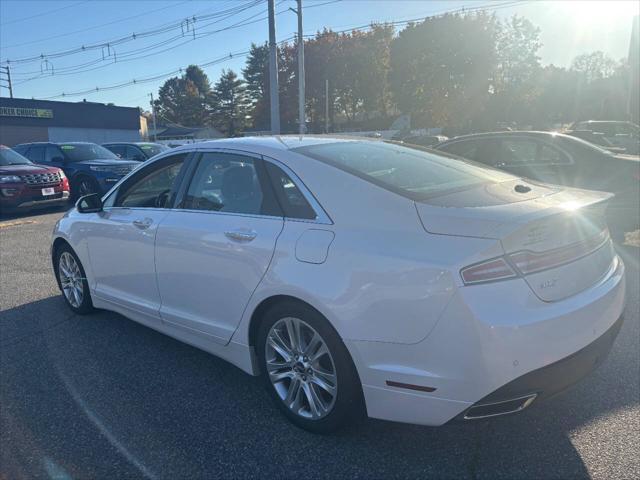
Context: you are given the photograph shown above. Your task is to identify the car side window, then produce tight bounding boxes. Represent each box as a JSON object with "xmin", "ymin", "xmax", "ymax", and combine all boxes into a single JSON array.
[
  {"xmin": 126, "ymin": 145, "xmax": 145, "ymax": 161},
  {"xmin": 265, "ymin": 162, "xmax": 316, "ymax": 220},
  {"xmin": 497, "ymin": 139, "xmax": 538, "ymax": 166},
  {"xmin": 26, "ymin": 146, "xmax": 45, "ymax": 163},
  {"xmin": 439, "ymin": 141, "xmax": 479, "ymax": 160},
  {"xmin": 181, "ymin": 152, "xmax": 280, "ymax": 216},
  {"xmin": 115, "ymin": 154, "xmax": 187, "ymax": 209},
  {"xmin": 45, "ymin": 146, "xmax": 63, "ymax": 163},
  {"xmin": 108, "ymin": 145, "xmax": 126, "ymax": 158},
  {"xmin": 538, "ymin": 144, "xmax": 570, "ymax": 165}
]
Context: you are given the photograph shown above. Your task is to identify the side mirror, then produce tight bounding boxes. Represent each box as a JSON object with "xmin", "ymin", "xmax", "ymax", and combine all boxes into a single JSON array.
[{"xmin": 76, "ymin": 193, "xmax": 103, "ymax": 213}]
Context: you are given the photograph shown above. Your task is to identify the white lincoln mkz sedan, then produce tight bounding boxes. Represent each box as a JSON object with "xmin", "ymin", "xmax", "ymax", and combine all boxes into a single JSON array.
[{"xmin": 51, "ymin": 136, "xmax": 625, "ymax": 432}]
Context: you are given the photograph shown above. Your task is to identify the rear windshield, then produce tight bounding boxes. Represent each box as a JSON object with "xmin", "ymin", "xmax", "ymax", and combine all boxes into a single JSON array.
[
  {"xmin": 0, "ymin": 146, "xmax": 32, "ymax": 166},
  {"xmin": 60, "ymin": 144, "xmax": 119, "ymax": 162},
  {"xmin": 139, "ymin": 143, "xmax": 169, "ymax": 157},
  {"xmin": 294, "ymin": 141, "xmax": 513, "ymax": 200}
]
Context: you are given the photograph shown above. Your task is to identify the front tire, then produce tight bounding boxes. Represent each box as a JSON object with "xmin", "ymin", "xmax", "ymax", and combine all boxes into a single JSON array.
[
  {"xmin": 54, "ymin": 244, "xmax": 94, "ymax": 315},
  {"xmin": 256, "ymin": 301, "xmax": 364, "ymax": 433},
  {"xmin": 73, "ymin": 176, "xmax": 100, "ymax": 199}
]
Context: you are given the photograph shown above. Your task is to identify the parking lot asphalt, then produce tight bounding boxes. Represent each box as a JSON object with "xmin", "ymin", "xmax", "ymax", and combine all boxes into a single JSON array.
[{"xmin": 1, "ymin": 209, "xmax": 639, "ymax": 480}]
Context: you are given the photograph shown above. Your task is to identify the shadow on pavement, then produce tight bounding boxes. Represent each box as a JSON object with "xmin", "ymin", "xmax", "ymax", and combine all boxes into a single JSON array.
[{"xmin": 2, "ymin": 272, "xmax": 638, "ymax": 480}]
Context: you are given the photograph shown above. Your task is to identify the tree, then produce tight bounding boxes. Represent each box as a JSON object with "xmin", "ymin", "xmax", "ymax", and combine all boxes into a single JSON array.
[
  {"xmin": 489, "ymin": 15, "xmax": 542, "ymax": 125},
  {"xmin": 571, "ymin": 51, "xmax": 617, "ymax": 83},
  {"xmin": 242, "ymin": 43, "xmax": 270, "ymax": 130},
  {"xmin": 390, "ymin": 13, "xmax": 497, "ymax": 131},
  {"xmin": 154, "ymin": 65, "xmax": 213, "ymax": 126},
  {"xmin": 211, "ymin": 69, "xmax": 249, "ymax": 136}
]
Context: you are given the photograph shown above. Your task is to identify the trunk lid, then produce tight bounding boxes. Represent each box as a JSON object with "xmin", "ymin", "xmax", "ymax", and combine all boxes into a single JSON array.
[{"xmin": 416, "ymin": 179, "xmax": 615, "ymax": 301}]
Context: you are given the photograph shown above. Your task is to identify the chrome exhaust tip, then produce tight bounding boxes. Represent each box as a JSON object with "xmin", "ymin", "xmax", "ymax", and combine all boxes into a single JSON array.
[{"xmin": 463, "ymin": 393, "xmax": 537, "ymax": 420}]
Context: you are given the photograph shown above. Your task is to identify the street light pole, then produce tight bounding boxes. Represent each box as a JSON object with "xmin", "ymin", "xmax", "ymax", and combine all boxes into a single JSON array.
[
  {"xmin": 268, "ymin": 0, "xmax": 281, "ymax": 134},
  {"xmin": 296, "ymin": 0, "xmax": 305, "ymax": 134},
  {"xmin": 149, "ymin": 92, "xmax": 158, "ymax": 141}
]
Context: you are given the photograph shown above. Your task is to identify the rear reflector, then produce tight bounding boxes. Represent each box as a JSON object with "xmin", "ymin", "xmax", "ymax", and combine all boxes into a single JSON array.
[{"xmin": 386, "ymin": 380, "xmax": 437, "ymax": 393}]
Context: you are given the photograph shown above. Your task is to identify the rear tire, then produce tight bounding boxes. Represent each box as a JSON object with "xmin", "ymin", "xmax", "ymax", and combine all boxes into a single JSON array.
[
  {"xmin": 54, "ymin": 243, "xmax": 94, "ymax": 315},
  {"xmin": 256, "ymin": 301, "xmax": 364, "ymax": 433}
]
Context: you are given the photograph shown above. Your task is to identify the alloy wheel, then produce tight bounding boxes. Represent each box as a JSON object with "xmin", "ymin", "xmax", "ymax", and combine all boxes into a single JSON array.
[
  {"xmin": 59, "ymin": 251, "xmax": 84, "ymax": 308},
  {"xmin": 265, "ymin": 317, "xmax": 338, "ymax": 420},
  {"xmin": 79, "ymin": 179, "xmax": 96, "ymax": 196}
]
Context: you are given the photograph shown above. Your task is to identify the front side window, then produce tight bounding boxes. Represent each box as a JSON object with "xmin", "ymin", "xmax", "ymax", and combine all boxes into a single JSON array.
[
  {"xmin": 295, "ymin": 141, "xmax": 512, "ymax": 200},
  {"xmin": 106, "ymin": 145, "xmax": 126, "ymax": 158},
  {"xmin": 126, "ymin": 146, "xmax": 146, "ymax": 161},
  {"xmin": 45, "ymin": 146, "xmax": 63, "ymax": 163},
  {"xmin": 181, "ymin": 152, "xmax": 278, "ymax": 216},
  {"xmin": 115, "ymin": 154, "xmax": 186, "ymax": 208},
  {"xmin": 138, "ymin": 143, "xmax": 169, "ymax": 158}
]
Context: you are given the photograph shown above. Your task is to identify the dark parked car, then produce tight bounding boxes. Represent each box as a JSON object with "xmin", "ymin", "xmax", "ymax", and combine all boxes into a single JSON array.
[
  {"xmin": 13, "ymin": 142, "xmax": 138, "ymax": 198},
  {"xmin": 0, "ymin": 145, "xmax": 70, "ymax": 215},
  {"xmin": 568, "ymin": 121, "xmax": 639, "ymax": 155},
  {"xmin": 434, "ymin": 131, "xmax": 639, "ymax": 231},
  {"xmin": 102, "ymin": 142, "xmax": 169, "ymax": 161}
]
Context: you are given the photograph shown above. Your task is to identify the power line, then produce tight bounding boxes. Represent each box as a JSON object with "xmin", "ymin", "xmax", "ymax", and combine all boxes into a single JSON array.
[
  {"xmin": 36, "ymin": 36, "xmax": 295, "ymax": 101},
  {"xmin": 0, "ymin": 0, "xmax": 90, "ymax": 26},
  {"xmin": 11, "ymin": 0, "xmax": 297, "ymax": 85},
  {"xmin": 1, "ymin": 0, "xmax": 264, "ymax": 66},
  {"xmin": 27, "ymin": 0, "xmax": 513, "ymax": 102},
  {"xmin": 0, "ymin": 0, "xmax": 197, "ymax": 51}
]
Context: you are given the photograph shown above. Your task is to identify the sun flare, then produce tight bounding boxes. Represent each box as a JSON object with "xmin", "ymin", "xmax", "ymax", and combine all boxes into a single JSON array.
[{"xmin": 557, "ymin": 0, "xmax": 639, "ymax": 24}]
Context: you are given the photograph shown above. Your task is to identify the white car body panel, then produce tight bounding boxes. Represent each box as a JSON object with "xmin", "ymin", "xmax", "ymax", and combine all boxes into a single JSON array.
[
  {"xmin": 51, "ymin": 136, "xmax": 626, "ymax": 427},
  {"xmin": 155, "ymin": 209, "xmax": 284, "ymax": 343}
]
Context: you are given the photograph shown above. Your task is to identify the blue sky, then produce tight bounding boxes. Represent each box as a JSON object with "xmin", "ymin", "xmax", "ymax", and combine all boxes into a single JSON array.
[{"xmin": 1, "ymin": 0, "xmax": 637, "ymax": 109}]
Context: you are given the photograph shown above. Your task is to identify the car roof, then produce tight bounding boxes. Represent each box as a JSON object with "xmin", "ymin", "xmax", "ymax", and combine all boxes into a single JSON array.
[
  {"xmin": 103, "ymin": 142, "xmax": 163, "ymax": 145},
  {"xmin": 167, "ymin": 135, "xmax": 373, "ymax": 155},
  {"xmin": 16, "ymin": 141, "xmax": 98, "ymax": 146},
  {"xmin": 437, "ymin": 131, "xmax": 574, "ymax": 144}
]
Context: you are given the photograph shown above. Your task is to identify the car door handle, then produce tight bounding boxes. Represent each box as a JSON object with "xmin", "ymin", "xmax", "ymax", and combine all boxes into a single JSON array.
[
  {"xmin": 225, "ymin": 230, "xmax": 257, "ymax": 242},
  {"xmin": 133, "ymin": 218, "xmax": 153, "ymax": 230}
]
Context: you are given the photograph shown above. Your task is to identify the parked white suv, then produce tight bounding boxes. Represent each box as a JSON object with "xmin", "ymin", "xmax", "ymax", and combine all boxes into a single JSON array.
[{"xmin": 51, "ymin": 136, "xmax": 625, "ymax": 432}]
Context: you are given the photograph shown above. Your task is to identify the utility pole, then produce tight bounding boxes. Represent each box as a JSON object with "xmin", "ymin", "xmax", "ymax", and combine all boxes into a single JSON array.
[
  {"xmin": 0, "ymin": 65, "xmax": 13, "ymax": 98},
  {"xmin": 295, "ymin": 0, "xmax": 305, "ymax": 134},
  {"xmin": 149, "ymin": 92, "xmax": 158, "ymax": 141},
  {"xmin": 268, "ymin": 0, "xmax": 280, "ymax": 134},
  {"xmin": 324, "ymin": 79, "xmax": 329, "ymax": 133}
]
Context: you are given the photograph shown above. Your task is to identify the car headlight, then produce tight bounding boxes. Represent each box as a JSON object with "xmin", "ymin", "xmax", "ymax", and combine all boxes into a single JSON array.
[
  {"xmin": 58, "ymin": 170, "xmax": 66, "ymax": 179},
  {"xmin": 0, "ymin": 175, "xmax": 22, "ymax": 183}
]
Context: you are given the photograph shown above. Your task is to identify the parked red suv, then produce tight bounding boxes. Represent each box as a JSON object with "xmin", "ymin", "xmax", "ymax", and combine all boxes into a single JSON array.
[{"xmin": 0, "ymin": 145, "xmax": 70, "ymax": 215}]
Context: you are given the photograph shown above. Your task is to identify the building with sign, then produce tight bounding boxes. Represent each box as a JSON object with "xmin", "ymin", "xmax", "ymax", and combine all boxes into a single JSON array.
[{"xmin": 0, "ymin": 97, "xmax": 142, "ymax": 146}]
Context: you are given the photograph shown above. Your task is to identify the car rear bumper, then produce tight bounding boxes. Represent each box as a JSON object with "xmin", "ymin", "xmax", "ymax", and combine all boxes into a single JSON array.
[
  {"xmin": 346, "ymin": 255, "xmax": 625, "ymax": 426},
  {"xmin": 457, "ymin": 313, "xmax": 623, "ymax": 420}
]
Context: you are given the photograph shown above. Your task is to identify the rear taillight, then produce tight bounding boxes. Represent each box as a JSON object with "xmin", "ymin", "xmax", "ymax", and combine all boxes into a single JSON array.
[
  {"xmin": 461, "ymin": 229, "xmax": 610, "ymax": 285},
  {"xmin": 460, "ymin": 257, "xmax": 517, "ymax": 285},
  {"xmin": 509, "ymin": 229, "xmax": 609, "ymax": 275}
]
